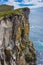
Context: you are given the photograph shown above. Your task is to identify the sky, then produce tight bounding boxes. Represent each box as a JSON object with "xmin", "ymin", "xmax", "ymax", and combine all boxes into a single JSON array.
[{"xmin": 0, "ymin": 0, "xmax": 43, "ymax": 9}]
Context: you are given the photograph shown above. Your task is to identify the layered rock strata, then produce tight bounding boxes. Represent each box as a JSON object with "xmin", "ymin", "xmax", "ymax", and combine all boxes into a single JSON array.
[{"xmin": 0, "ymin": 8, "xmax": 36, "ymax": 65}]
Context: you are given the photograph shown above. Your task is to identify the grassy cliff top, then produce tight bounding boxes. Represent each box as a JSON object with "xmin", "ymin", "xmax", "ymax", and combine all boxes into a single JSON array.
[
  {"xmin": 0, "ymin": 4, "xmax": 14, "ymax": 12},
  {"xmin": 0, "ymin": 4, "xmax": 30, "ymax": 18}
]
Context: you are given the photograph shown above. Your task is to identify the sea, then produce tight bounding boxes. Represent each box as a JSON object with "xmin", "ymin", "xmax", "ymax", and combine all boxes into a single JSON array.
[{"xmin": 29, "ymin": 7, "xmax": 43, "ymax": 65}]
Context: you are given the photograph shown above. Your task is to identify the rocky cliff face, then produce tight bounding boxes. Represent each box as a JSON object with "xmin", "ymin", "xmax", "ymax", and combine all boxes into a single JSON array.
[{"xmin": 0, "ymin": 8, "xmax": 36, "ymax": 65}]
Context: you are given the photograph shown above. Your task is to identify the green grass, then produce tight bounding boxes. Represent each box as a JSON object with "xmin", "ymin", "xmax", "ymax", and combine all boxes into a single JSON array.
[
  {"xmin": 0, "ymin": 5, "xmax": 29, "ymax": 18},
  {"xmin": 0, "ymin": 8, "xmax": 23, "ymax": 18},
  {"xmin": 0, "ymin": 4, "xmax": 14, "ymax": 12}
]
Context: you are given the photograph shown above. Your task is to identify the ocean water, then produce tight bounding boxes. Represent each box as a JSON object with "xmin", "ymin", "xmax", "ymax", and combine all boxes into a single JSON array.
[{"xmin": 29, "ymin": 7, "xmax": 43, "ymax": 65}]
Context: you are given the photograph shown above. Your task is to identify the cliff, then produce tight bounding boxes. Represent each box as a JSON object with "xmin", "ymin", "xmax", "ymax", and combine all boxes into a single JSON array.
[
  {"xmin": 0, "ymin": 4, "xmax": 14, "ymax": 12},
  {"xmin": 0, "ymin": 7, "xmax": 36, "ymax": 65}
]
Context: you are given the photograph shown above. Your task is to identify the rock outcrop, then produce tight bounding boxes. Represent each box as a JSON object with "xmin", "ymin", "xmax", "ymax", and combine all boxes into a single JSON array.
[{"xmin": 0, "ymin": 7, "xmax": 36, "ymax": 65}]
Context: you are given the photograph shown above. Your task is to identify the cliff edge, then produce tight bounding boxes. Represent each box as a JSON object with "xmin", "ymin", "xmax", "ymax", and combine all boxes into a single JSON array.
[{"xmin": 0, "ymin": 7, "xmax": 36, "ymax": 65}]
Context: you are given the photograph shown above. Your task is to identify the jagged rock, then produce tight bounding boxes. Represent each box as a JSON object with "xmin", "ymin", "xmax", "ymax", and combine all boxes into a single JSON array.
[{"xmin": 0, "ymin": 7, "xmax": 36, "ymax": 65}]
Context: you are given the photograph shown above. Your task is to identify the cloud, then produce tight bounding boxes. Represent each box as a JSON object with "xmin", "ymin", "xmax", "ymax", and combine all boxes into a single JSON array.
[
  {"xmin": 4, "ymin": 0, "xmax": 21, "ymax": 9},
  {"xmin": 20, "ymin": 0, "xmax": 43, "ymax": 9},
  {"xmin": 2, "ymin": 0, "xmax": 43, "ymax": 9}
]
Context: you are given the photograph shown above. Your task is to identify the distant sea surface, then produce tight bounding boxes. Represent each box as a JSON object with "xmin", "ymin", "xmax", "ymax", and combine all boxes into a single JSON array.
[{"xmin": 29, "ymin": 7, "xmax": 43, "ymax": 65}]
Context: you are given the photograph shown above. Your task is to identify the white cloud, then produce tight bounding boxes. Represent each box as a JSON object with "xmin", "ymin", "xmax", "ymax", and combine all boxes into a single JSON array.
[
  {"xmin": 4, "ymin": 0, "xmax": 20, "ymax": 9},
  {"xmin": 3, "ymin": 0, "xmax": 43, "ymax": 9},
  {"xmin": 3, "ymin": 0, "xmax": 22, "ymax": 9},
  {"xmin": 9, "ymin": 0, "xmax": 14, "ymax": 2},
  {"xmin": 22, "ymin": 0, "xmax": 43, "ymax": 9}
]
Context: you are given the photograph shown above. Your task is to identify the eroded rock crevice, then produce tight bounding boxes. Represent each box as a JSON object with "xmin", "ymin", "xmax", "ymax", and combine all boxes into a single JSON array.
[{"xmin": 0, "ymin": 8, "xmax": 36, "ymax": 65}]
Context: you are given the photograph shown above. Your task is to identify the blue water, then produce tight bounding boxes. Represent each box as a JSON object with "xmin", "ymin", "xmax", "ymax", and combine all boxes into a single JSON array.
[{"xmin": 29, "ymin": 7, "xmax": 43, "ymax": 65}]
